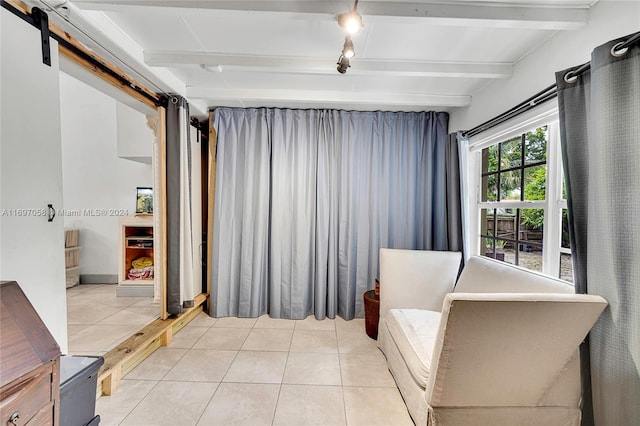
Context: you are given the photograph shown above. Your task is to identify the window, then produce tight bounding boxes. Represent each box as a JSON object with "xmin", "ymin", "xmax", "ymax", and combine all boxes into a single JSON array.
[
  {"xmin": 473, "ymin": 121, "xmax": 572, "ymax": 281},
  {"xmin": 559, "ymin": 173, "xmax": 573, "ymax": 282},
  {"xmin": 480, "ymin": 127, "xmax": 547, "ymax": 272}
]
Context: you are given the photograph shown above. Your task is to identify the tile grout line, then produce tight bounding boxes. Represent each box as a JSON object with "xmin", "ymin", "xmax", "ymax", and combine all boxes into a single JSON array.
[
  {"xmin": 217, "ymin": 316, "xmax": 253, "ymax": 384},
  {"xmin": 116, "ymin": 378, "xmax": 163, "ymax": 426},
  {"xmin": 193, "ymin": 381, "xmax": 221, "ymax": 426},
  {"xmin": 101, "ymin": 313, "xmax": 387, "ymax": 425},
  {"xmin": 152, "ymin": 346, "xmax": 191, "ymax": 382},
  {"xmin": 336, "ymin": 321, "xmax": 350, "ymax": 426},
  {"xmin": 271, "ymin": 316, "xmax": 294, "ymax": 426},
  {"xmin": 67, "ymin": 284, "xmax": 157, "ymax": 354}
]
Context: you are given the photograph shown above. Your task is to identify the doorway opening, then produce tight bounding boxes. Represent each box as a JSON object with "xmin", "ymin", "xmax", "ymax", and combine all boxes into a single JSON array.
[{"xmin": 60, "ymin": 70, "xmax": 161, "ymax": 356}]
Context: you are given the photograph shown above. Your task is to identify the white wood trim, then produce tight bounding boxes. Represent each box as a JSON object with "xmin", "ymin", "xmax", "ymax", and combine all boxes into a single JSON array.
[
  {"xmin": 478, "ymin": 201, "xmax": 546, "ymax": 209},
  {"xmin": 543, "ymin": 122, "xmax": 562, "ymax": 277},
  {"xmin": 187, "ymin": 87, "xmax": 471, "ymax": 108},
  {"xmin": 72, "ymin": 0, "xmax": 589, "ymax": 30},
  {"xmin": 473, "ymin": 116, "xmax": 573, "ymax": 280},
  {"xmin": 145, "ymin": 51, "xmax": 512, "ymax": 79}
]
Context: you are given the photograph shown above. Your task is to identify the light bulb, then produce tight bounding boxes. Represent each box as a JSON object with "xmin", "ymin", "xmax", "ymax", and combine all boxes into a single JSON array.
[
  {"xmin": 338, "ymin": 11, "xmax": 362, "ymax": 34},
  {"xmin": 342, "ymin": 36, "xmax": 355, "ymax": 59},
  {"xmin": 345, "ymin": 14, "xmax": 361, "ymax": 34}
]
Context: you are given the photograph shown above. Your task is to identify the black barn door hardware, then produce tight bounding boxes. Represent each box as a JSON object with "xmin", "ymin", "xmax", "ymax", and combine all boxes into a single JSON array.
[{"xmin": 30, "ymin": 7, "xmax": 51, "ymax": 66}]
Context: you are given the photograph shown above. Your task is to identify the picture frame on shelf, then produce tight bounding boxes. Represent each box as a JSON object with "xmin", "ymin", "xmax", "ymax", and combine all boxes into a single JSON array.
[{"xmin": 135, "ymin": 187, "xmax": 153, "ymax": 215}]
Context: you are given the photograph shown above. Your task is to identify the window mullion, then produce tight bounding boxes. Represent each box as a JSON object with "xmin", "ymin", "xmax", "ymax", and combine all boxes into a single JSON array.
[
  {"xmin": 497, "ymin": 142, "xmax": 502, "ymax": 202},
  {"xmin": 543, "ymin": 122, "xmax": 562, "ymax": 277},
  {"xmin": 478, "ymin": 201, "xmax": 545, "ymax": 209},
  {"xmin": 520, "ymin": 134, "xmax": 526, "ymax": 202}
]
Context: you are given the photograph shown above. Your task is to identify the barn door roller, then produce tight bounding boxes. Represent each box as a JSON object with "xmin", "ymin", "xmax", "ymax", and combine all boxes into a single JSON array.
[{"xmin": 30, "ymin": 7, "xmax": 51, "ymax": 66}]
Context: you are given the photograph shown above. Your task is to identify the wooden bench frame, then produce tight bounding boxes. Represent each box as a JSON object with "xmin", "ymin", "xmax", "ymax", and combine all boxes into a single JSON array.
[{"xmin": 97, "ymin": 293, "xmax": 207, "ymax": 397}]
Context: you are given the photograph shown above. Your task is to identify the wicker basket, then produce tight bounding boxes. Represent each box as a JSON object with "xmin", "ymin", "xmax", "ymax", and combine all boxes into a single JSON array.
[
  {"xmin": 65, "ymin": 247, "xmax": 80, "ymax": 268},
  {"xmin": 65, "ymin": 228, "xmax": 79, "ymax": 248}
]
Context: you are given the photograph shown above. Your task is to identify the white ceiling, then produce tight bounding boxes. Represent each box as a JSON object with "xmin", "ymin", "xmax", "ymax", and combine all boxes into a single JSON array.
[{"xmin": 63, "ymin": 0, "xmax": 598, "ymax": 113}]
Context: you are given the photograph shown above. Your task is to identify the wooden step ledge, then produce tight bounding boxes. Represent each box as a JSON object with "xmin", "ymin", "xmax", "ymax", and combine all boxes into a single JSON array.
[{"xmin": 97, "ymin": 293, "xmax": 208, "ymax": 397}]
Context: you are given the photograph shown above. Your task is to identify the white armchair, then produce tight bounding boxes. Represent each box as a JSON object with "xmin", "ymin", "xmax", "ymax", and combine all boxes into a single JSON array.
[{"xmin": 378, "ymin": 250, "xmax": 608, "ymax": 426}]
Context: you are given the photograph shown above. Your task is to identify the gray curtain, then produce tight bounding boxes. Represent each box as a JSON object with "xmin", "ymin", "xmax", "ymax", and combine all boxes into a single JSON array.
[
  {"xmin": 165, "ymin": 95, "xmax": 201, "ymax": 315},
  {"xmin": 445, "ymin": 132, "xmax": 463, "ymax": 255},
  {"xmin": 556, "ymin": 32, "xmax": 640, "ymax": 426},
  {"xmin": 210, "ymin": 108, "xmax": 459, "ymax": 320}
]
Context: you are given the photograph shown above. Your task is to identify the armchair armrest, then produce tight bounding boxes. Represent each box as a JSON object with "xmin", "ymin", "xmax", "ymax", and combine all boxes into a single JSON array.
[{"xmin": 379, "ymin": 249, "xmax": 462, "ymax": 316}]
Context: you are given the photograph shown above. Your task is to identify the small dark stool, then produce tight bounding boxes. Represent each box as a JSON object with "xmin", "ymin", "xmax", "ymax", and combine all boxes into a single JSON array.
[{"xmin": 363, "ymin": 289, "xmax": 380, "ymax": 340}]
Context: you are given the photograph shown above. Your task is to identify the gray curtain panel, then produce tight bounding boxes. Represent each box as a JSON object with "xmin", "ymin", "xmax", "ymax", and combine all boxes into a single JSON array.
[
  {"xmin": 210, "ymin": 108, "xmax": 459, "ymax": 320},
  {"xmin": 556, "ymin": 58, "xmax": 594, "ymax": 426},
  {"xmin": 165, "ymin": 95, "xmax": 192, "ymax": 316},
  {"xmin": 445, "ymin": 132, "xmax": 463, "ymax": 254},
  {"xmin": 556, "ymin": 32, "xmax": 640, "ymax": 426}
]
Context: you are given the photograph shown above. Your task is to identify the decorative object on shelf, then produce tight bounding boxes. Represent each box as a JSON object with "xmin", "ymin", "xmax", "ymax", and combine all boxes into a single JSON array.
[
  {"xmin": 128, "ymin": 256, "xmax": 154, "ymax": 280},
  {"xmin": 118, "ymin": 215, "xmax": 155, "ymax": 297},
  {"xmin": 135, "ymin": 186, "xmax": 153, "ymax": 215}
]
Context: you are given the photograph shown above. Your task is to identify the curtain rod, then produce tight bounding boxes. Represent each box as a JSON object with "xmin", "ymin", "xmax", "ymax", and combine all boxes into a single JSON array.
[
  {"xmin": 462, "ymin": 30, "xmax": 640, "ymax": 139},
  {"xmin": 461, "ymin": 83, "xmax": 558, "ymax": 139}
]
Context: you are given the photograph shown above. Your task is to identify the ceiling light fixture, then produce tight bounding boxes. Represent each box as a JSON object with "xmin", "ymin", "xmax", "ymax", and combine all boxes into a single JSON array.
[
  {"xmin": 342, "ymin": 35, "xmax": 355, "ymax": 59},
  {"xmin": 337, "ymin": 54, "xmax": 351, "ymax": 74},
  {"xmin": 337, "ymin": 0, "xmax": 362, "ymax": 34},
  {"xmin": 336, "ymin": 1, "xmax": 362, "ymax": 74}
]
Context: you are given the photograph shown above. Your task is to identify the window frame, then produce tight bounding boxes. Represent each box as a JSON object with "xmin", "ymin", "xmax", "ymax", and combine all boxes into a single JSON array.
[{"xmin": 467, "ymin": 105, "xmax": 571, "ymax": 281}]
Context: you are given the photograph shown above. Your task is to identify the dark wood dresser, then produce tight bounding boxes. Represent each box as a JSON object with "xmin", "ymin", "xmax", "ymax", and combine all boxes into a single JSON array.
[{"xmin": 0, "ymin": 281, "xmax": 61, "ymax": 425}]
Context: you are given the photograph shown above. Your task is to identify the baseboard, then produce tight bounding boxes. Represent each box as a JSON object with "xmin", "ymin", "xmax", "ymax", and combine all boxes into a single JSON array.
[
  {"xmin": 116, "ymin": 284, "xmax": 154, "ymax": 297},
  {"xmin": 80, "ymin": 274, "xmax": 118, "ymax": 284}
]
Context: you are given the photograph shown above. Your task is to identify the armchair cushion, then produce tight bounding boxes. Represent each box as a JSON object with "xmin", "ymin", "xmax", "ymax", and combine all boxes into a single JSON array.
[{"xmin": 385, "ymin": 309, "xmax": 441, "ymax": 389}]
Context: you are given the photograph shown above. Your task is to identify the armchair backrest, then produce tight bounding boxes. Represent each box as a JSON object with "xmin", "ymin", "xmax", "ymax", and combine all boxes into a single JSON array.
[
  {"xmin": 425, "ymin": 293, "xmax": 608, "ymax": 408},
  {"xmin": 379, "ymin": 249, "xmax": 462, "ymax": 315},
  {"xmin": 455, "ymin": 255, "xmax": 575, "ymax": 294}
]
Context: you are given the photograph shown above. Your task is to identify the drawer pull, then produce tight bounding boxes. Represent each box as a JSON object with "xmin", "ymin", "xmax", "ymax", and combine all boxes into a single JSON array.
[{"xmin": 9, "ymin": 411, "xmax": 20, "ymax": 425}]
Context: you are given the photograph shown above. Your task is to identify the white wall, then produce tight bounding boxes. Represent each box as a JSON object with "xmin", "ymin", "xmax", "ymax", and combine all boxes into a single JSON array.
[
  {"xmin": 1, "ymin": 9, "xmax": 68, "ymax": 353},
  {"xmin": 449, "ymin": 1, "xmax": 640, "ymax": 132},
  {"xmin": 60, "ymin": 72, "xmax": 154, "ymax": 279},
  {"xmin": 117, "ymin": 102, "xmax": 153, "ymax": 163}
]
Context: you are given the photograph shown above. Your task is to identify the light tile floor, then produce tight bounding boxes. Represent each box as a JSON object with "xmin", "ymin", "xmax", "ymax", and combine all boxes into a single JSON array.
[
  {"xmin": 66, "ymin": 284, "xmax": 159, "ymax": 356},
  {"xmin": 96, "ymin": 312, "xmax": 414, "ymax": 426}
]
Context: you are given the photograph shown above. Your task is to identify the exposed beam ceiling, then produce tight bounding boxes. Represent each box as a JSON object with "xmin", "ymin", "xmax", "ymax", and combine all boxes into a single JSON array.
[
  {"xmin": 145, "ymin": 51, "xmax": 513, "ymax": 79},
  {"xmin": 186, "ymin": 87, "xmax": 472, "ymax": 108},
  {"xmin": 72, "ymin": 0, "xmax": 588, "ymax": 30},
  {"xmin": 43, "ymin": 0, "xmax": 600, "ymax": 114}
]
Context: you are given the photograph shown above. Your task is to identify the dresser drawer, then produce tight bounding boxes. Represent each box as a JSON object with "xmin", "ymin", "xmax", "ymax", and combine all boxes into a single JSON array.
[
  {"xmin": 0, "ymin": 370, "xmax": 51, "ymax": 425},
  {"xmin": 25, "ymin": 402, "xmax": 54, "ymax": 426}
]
